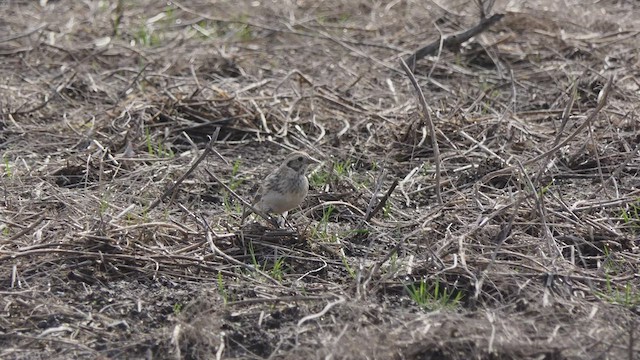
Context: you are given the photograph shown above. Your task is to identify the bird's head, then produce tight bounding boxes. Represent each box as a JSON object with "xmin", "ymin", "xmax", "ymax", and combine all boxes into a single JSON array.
[{"xmin": 285, "ymin": 151, "xmax": 313, "ymax": 173}]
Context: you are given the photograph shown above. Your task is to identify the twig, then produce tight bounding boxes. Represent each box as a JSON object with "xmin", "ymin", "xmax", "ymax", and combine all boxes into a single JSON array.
[
  {"xmin": 404, "ymin": 13, "xmax": 504, "ymax": 70},
  {"xmin": 608, "ymin": 141, "xmax": 640, "ymax": 183},
  {"xmin": 295, "ymin": 296, "xmax": 346, "ymax": 344},
  {"xmin": 474, "ymin": 193, "xmax": 525, "ymax": 300},
  {"xmin": 227, "ymin": 294, "xmax": 338, "ymax": 306},
  {"xmin": 526, "ymin": 76, "xmax": 613, "ymax": 165},
  {"xmin": 365, "ymin": 179, "xmax": 399, "ymax": 221},
  {"xmin": 459, "ymin": 130, "xmax": 506, "ymax": 165},
  {"xmin": 297, "ymin": 201, "xmax": 365, "ymax": 219},
  {"xmin": 479, "ymin": 76, "xmax": 614, "ymax": 186},
  {"xmin": 399, "ymin": 58, "xmax": 442, "ymax": 204},
  {"xmin": 147, "ymin": 128, "xmax": 219, "ymax": 211},
  {"xmin": 0, "ymin": 23, "xmax": 47, "ymax": 43},
  {"xmin": 516, "ymin": 161, "xmax": 560, "ymax": 259},
  {"xmin": 202, "ymin": 217, "xmax": 280, "ymax": 285},
  {"xmin": 552, "ymin": 81, "xmax": 577, "ymax": 147},
  {"xmin": 204, "ymin": 168, "xmax": 277, "ymax": 227},
  {"xmin": 5, "ymin": 72, "xmax": 77, "ymax": 116},
  {"xmin": 362, "ymin": 167, "xmax": 387, "ymax": 221},
  {"xmin": 2, "ymin": 213, "xmax": 46, "ymax": 244},
  {"xmin": 117, "ymin": 63, "xmax": 149, "ymax": 99}
]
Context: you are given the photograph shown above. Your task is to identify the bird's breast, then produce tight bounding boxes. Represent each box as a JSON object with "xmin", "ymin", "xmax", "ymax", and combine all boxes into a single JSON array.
[{"xmin": 257, "ymin": 175, "xmax": 308, "ymax": 214}]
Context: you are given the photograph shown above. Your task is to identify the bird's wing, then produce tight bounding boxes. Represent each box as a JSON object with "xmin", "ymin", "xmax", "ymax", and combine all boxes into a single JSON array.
[{"xmin": 252, "ymin": 168, "xmax": 281, "ymax": 205}]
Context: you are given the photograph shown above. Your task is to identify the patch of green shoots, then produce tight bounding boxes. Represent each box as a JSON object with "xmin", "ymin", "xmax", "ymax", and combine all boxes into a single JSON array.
[
  {"xmin": 3, "ymin": 154, "xmax": 11, "ymax": 177},
  {"xmin": 620, "ymin": 199, "xmax": 640, "ymax": 234},
  {"xmin": 333, "ymin": 159, "xmax": 352, "ymax": 177},
  {"xmin": 111, "ymin": 0, "xmax": 124, "ymax": 36},
  {"xmin": 135, "ymin": 24, "xmax": 161, "ymax": 47},
  {"xmin": 534, "ymin": 179, "xmax": 553, "ymax": 197},
  {"xmin": 370, "ymin": 160, "xmax": 378, "ymax": 171},
  {"xmin": 319, "ymin": 205, "xmax": 334, "ymax": 231},
  {"xmin": 595, "ymin": 246, "xmax": 640, "ymax": 308},
  {"xmin": 164, "ymin": 5, "xmax": 175, "ymax": 23},
  {"xmin": 382, "ymin": 201, "xmax": 392, "ymax": 219},
  {"xmin": 386, "ymin": 251, "xmax": 399, "ymax": 276},
  {"xmin": 173, "ymin": 303, "xmax": 183, "ymax": 315},
  {"xmin": 309, "ymin": 169, "xmax": 329, "ymax": 188},
  {"xmin": 99, "ymin": 195, "xmax": 109, "ymax": 215},
  {"xmin": 405, "ymin": 279, "xmax": 463, "ymax": 311},
  {"xmin": 237, "ymin": 24, "xmax": 253, "ymax": 41},
  {"xmin": 222, "ymin": 159, "xmax": 243, "ymax": 213},
  {"xmin": 248, "ymin": 242, "xmax": 260, "ymax": 271},
  {"xmin": 596, "ymin": 275, "xmax": 640, "ymax": 308},
  {"xmin": 421, "ymin": 162, "xmax": 432, "ymax": 176},
  {"xmin": 269, "ymin": 257, "xmax": 286, "ymax": 282},
  {"xmin": 338, "ymin": 13, "xmax": 350, "ymax": 22},
  {"xmin": 145, "ymin": 128, "xmax": 174, "ymax": 158},
  {"xmin": 341, "ymin": 254, "xmax": 355, "ymax": 279},
  {"xmin": 311, "ymin": 205, "xmax": 336, "ymax": 242},
  {"xmin": 217, "ymin": 271, "xmax": 228, "ymax": 305}
]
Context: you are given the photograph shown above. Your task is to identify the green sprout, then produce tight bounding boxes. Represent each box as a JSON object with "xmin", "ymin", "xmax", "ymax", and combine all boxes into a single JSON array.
[
  {"xmin": 309, "ymin": 169, "xmax": 329, "ymax": 188},
  {"xmin": 269, "ymin": 257, "xmax": 286, "ymax": 282},
  {"xmin": 333, "ymin": 159, "xmax": 352, "ymax": 177},
  {"xmin": 341, "ymin": 254, "xmax": 355, "ymax": 279},
  {"xmin": 405, "ymin": 279, "xmax": 463, "ymax": 311},
  {"xmin": 145, "ymin": 128, "xmax": 174, "ymax": 158},
  {"xmin": 596, "ymin": 275, "xmax": 640, "ymax": 308},
  {"xmin": 135, "ymin": 24, "xmax": 161, "ymax": 47},
  {"xmin": 248, "ymin": 242, "xmax": 260, "ymax": 271},
  {"xmin": 3, "ymin": 154, "xmax": 11, "ymax": 177},
  {"xmin": 620, "ymin": 199, "xmax": 640, "ymax": 234},
  {"xmin": 99, "ymin": 195, "xmax": 109, "ymax": 215},
  {"xmin": 382, "ymin": 201, "xmax": 392, "ymax": 219},
  {"xmin": 311, "ymin": 205, "xmax": 336, "ymax": 242},
  {"xmin": 217, "ymin": 271, "xmax": 228, "ymax": 305},
  {"xmin": 222, "ymin": 159, "xmax": 243, "ymax": 213},
  {"xmin": 173, "ymin": 303, "xmax": 183, "ymax": 315}
]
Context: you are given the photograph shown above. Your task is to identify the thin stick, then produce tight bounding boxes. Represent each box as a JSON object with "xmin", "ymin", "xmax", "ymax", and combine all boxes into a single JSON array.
[
  {"xmin": 399, "ymin": 58, "xmax": 442, "ymax": 204},
  {"xmin": 0, "ymin": 23, "xmax": 47, "ymax": 43},
  {"xmin": 526, "ymin": 76, "xmax": 613, "ymax": 165},
  {"xmin": 362, "ymin": 167, "xmax": 387, "ymax": 221},
  {"xmin": 295, "ymin": 296, "xmax": 346, "ymax": 344},
  {"xmin": 479, "ymin": 76, "xmax": 614, "ymax": 184},
  {"xmin": 204, "ymin": 168, "xmax": 277, "ymax": 227},
  {"xmin": 117, "ymin": 63, "xmax": 149, "ymax": 99},
  {"xmin": 474, "ymin": 193, "xmax": 525, "ymax": 300},
  {"xmin": 202, "ymin": 217, "xmax": 280, "ymax": 285},
  {"xmin": 2, "ymin": 213, "xmax": 46, "ymax": 244},
  {"xmin": 405, "ymin": 13, "xmax": 504, "ymax": 70},
  {"xmin": 147, "ymin": 128, "xmax": 219, "ymax": 211},
  {"xmin": 365, "ymin": 179, "xmax": 399, "ymax": 221},
  {"xmin": 227, "ymin": 294, "xmax": 339, "ymax": 306}
]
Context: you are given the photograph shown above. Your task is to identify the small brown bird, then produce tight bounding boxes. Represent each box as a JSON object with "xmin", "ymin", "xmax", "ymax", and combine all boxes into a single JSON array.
[{"xmin": 242, "ymin": 151, "xmax": 313, "ymax": 225}]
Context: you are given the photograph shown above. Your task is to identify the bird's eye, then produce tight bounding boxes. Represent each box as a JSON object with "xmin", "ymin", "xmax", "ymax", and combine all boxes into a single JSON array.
[{"xmin": 297, "ymin": 156, "xmax": 303, "ymax": 162}]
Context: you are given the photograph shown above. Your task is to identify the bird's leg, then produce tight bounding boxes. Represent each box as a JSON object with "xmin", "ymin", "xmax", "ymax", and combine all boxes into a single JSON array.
[
  {"xmin": 240, "ymin": 204, "xmax": 249, "ymax": 225},
  {"xmin": 270, "ymin": 211, "xmax": 285, "ymax": 228},
  {"xmin": 266, "ymin": 212, "xmax": 281, "ymax": 228},
  {"xmin": 280, "ymin": 211, "xmax": 296, "ymax": 229}
]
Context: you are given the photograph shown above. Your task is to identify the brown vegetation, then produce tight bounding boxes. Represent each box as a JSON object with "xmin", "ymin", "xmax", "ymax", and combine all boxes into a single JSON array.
[{"xmin": 2, "ymin": 0, "xmax": 640, "ymax": 359}]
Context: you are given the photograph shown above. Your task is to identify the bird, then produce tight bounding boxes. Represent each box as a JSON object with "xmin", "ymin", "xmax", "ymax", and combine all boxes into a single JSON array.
[{"xmin": 242, "ymin": 151, "xmax": 313, "ymax": 226}]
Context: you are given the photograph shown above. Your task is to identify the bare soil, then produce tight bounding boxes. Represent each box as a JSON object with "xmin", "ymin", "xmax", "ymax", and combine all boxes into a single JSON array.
[{"xmin": 2, "ymin": 0, "xmax": 640, "ymax": 359}]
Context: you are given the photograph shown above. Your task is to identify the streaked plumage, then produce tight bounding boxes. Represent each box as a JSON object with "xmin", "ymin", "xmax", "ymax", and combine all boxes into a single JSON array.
[{"xmin": 242, "ymin": 151, "xmax": 312, "ymax": 224}]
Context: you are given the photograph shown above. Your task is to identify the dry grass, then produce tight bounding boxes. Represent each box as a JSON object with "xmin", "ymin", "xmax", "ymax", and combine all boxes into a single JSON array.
[{"xmin": 2, "ymin": 0, "xmax": 640, "ymax": 359}]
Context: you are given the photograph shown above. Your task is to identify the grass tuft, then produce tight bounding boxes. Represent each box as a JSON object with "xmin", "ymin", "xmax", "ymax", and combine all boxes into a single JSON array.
[{"xmin": 405, "ymin": 279, "xmax": 463, "ymax": 312}]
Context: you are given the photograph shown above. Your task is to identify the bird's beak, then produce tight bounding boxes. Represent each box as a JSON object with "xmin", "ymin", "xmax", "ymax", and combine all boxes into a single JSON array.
[{"xmin": 308, "ymin": 155, "xmax": 321, "ymax": 164}]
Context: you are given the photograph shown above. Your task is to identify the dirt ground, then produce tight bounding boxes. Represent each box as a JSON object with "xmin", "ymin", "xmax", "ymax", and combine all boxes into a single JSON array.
[{"xmin": 2, "ymin": 0, "xmax": 640, "ymax": 359}]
